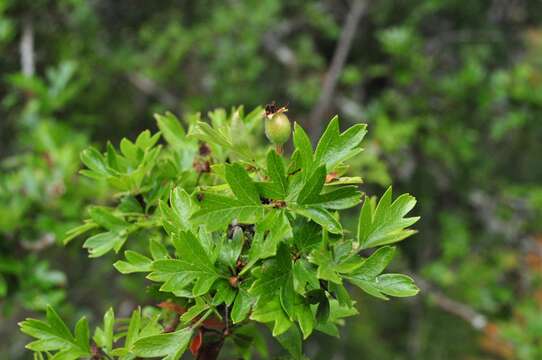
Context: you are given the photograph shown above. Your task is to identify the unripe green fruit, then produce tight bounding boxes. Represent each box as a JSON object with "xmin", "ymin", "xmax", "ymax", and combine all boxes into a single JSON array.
[{"xmin": 265, "ymin": 112, "xmax": 291, "ymax": 145}]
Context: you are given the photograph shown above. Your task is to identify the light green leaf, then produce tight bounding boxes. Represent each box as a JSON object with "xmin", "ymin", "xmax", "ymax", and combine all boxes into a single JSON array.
[
  {"xmin": 80, "ymin": 147, "xmax": 109, "ymax": 176},
  {"xmin": 114, "ymin": 251, "xmax": 153, "ymax": 274},
  {"xmin": 74, "ymin": 318, "xmax": 90, "ymax": 353},
  {"xmin": 19, "ymin": 306, "xmax": 90, "ymax": 358},
  {"xmin": 180, "ymin": 301, "xmax": 209, "ymax": 324},
  {"xmin": 292, "ymin": 122, "xmax": 314, "ymax": 177},
  {"xmin": 353, "ymin": 246, "xmax": 396, "ymax": 278},
  {"xmin": 88, "ymin": 206, "xmax": 128, "ymax": 233},
  {"xmin": 314, "ymin": 116, "xmax": 367, "ymax": 170},
  {"xmin": 63, "ymin": 222, "xmax": 98, "ymax": 245},
  {"xmin": 83, "ymin": 231, "xmax": 127, "ymax": 258},
  {"xmin": 155, "ymin": 112, "xmax": 185, "ymax": 148},
  {"xmin": 170, "ymin": 187, "xmax": 192, "ymax": 231},
  {"xmin": 357, "ymin": 187, "xmax": 419, "ymax": 249}
]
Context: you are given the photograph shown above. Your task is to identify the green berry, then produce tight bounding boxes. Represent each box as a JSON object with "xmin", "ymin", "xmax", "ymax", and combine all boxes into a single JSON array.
[{"xmin": 265, "ymin": 112, "xmax": 291, "ymax": 145}]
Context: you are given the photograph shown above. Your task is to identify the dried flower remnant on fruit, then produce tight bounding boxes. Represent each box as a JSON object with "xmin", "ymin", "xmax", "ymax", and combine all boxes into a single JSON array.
[{"xmin": 264, "ymin": 102, "xmax": 291, "ymax": 146}]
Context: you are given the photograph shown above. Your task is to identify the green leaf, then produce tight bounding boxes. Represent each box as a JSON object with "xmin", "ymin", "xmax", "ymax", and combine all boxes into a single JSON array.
[
  {"xmin": 180, "ymin": 300, "xmax": 209, "ymax": 323},
  {"xmin": 266, "ymin": 149, "xmax": 289, "ymax": 198},
  {"xmin": 225, "ymin": 163, "xmax": 260, "ymax": 205},
  {"xmin": 357, "ymin": 187, "xmax": 419, "ymax": 249},
  {"xmin": 150, "ymin": 231, "xmax": 222, "ymax": 296},
  {"xmin": 19, "ymin": 306, "xmax": 90, "ymax": 357},
  {"xmin": 191, "ymin": 193, "xmax": 265, "ymax": 232},
  {"xmin": 149, "ymin": 240, "xmax": 169, "ymax": 260},
  {"xmin": 124, "ymin": 307, "xmax": 142, "ymax": 351},
  {"xmin": 244, "ymin": 210, "xmax": 292, "ymax": 271},
  {"xmin": 74, "ymin": 317, "xmax": 90, "ymax": 353},
  {"xmin": 376, "ymin": 274, "xmax": 420, "ymax": 297},
  {"xmin": 188, "ymin": 121, "xmax": 254, "ymax": 163},
  {"xmin": 308, "ymin": 247, "xmax": 342, "ymax": 284},
  {"xmin": 297, "ymin": 165, "xmax": 326, "ymax": 205},
  {"xmin": 212, "ymin": 280, "xmax": 237, "ymax": 306},
  {"xmin": 314, "ymin": 116, "xmax": 367, "ymax": 170},
  {"xmin": 220, "ymin": 225, "xmax": 245, "ymax": 268},
  {"xmin": 275, "ymin": 325, "xmax": 303, "ymax": 360},
  {"xmin": 155, "ymin": 112, "xmax": 185, "ymax": 148},
  {"xmin": 103, "ymin": 308, "xmax": 115, "ymax": 352},
  {"xmin": 348, "ymin": 273, "xmax": 419, "ymax": 300},
  {"xmin": 249, "ymin": 243, "xmax": 292, "ymax": 302},
  {"xmin": 280, "ymin": 274, "xmax": 315, "ymax": 339},
  {"xmin": 83, "ymin": 231, "xmax": 127, "ymax": 257},
  {"xmin": 302, "ymin": 185, "xmax": 361, "ymax": 210},
  {"xmin": 292, "ymin": 219, "xmax": 321, "ymax": 254},
  {"xmin": 63, "ymin": 222, "xmax": 98, "ymax": 245},
  {"xmin": 292, "ymin": 260, "xmax": 319, "ymax": 294},
  {"xmin": 231, "ymin": 288, "xmax": 254, "ymax": 324},
  {"xmin": 114, "ymin": 250, "xmax": 153, "ymax": 274},
  {"xmin": 353, "ymin": 246, "xmax": 396, "ymax": 278},
  {"xmin": 170, "ymin": 187, "xmax": 192, "ymax": 231},
  {"xmin": 88, "ymin": 206, "xmax": 128, "ymax": 233},
  {"xmin": 80, "ymin": 147, "xmax": 108, "ymax": 176},
  {"xmin": 294, "ymin": 206, "xmax": 342, "ymax": 234},
  {"xmin": 292, "ymin": 122, "xmax": 314, "ymax": 177},
  {"xmin": 250, "ymin": 297, "xmax": 292, "ymax": 336},
  {"xmin": 132, "ymin": 327, "xmax": 193, "ymax": 360}
]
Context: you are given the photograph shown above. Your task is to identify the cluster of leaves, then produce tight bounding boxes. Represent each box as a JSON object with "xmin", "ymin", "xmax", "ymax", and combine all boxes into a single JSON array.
[{"xmin": 20, "ymin": 107, "xmax": 419, "ymax": 359}]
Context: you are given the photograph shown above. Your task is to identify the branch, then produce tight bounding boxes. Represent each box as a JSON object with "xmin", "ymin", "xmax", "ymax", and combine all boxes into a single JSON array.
[
  {"xmin": 126, "ymin": 73, "xmax": 180, "ymax": 111},
  {"xmin": 262, "ymin": 22, "xmax": 298, "ymax": 67},
  {"xmin": 20, "ymin": 18, "xmax": 35, "ymax": 77},
  {"xmin": 414, "ymin": 275, "xmax": 488, "ymax": 330},
  {"xmin": 308, "ymin": 0, "xmax": 367, "ymax": 139}
]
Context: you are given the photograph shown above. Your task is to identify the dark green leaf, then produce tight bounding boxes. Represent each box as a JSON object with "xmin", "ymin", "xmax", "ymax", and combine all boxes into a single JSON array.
[
  {"xmin": 225, "ymin": 163, "xmax": 260, "ymax": 204},
  {"xmin": 132, "ymin": 327, "xmax": 192, "ymax": 360},
  {"xmin": 266, "ymin": 149, "xmax": 289, "ymax": 198},
  {"xmin": 297, "ymin": 165, "xmax": 326, "ymax": 205}
]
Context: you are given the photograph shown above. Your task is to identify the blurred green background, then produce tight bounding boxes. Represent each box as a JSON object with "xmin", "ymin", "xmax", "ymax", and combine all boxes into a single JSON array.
[{"xmin": 2, "ymin": 0, "xmax": 542, "ymax": 359}]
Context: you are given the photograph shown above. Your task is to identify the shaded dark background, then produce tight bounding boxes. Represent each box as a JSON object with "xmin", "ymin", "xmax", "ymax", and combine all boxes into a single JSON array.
[{"xmin": 1, "ymin": 0, "xmax": 542, "ymax": 359}]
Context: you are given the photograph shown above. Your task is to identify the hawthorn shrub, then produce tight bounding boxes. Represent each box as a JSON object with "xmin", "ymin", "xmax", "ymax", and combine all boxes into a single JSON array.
[{"xmin": 19, "ymin": 106, "xmax": 419, "ymax": 359}]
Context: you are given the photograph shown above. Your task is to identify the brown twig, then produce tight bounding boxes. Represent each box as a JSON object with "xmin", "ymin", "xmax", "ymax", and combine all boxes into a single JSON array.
[
  {"xmin": 414, "ymin": 275, "xmax": 488, "ymax": 330},
  {"xmin": 20, "ymin": 17, "xmax": 35, "ymax": 77},
  {"xmin": 308, "ymin": 0, "xmax": 368, "ymax": 139},
  {"xmin": 126, "ymin": 73, "xmax": 180, "ymax": 111}
]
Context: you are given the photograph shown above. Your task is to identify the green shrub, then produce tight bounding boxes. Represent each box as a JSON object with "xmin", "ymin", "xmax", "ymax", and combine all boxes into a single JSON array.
[{"xmin": 19, "ymin": 106, "xmax": 419, "ymax": 359}]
